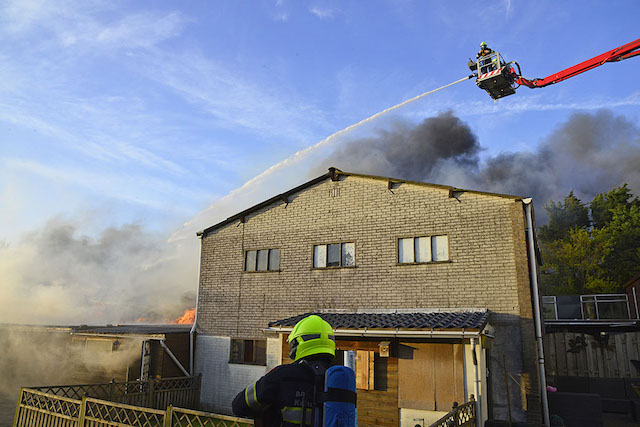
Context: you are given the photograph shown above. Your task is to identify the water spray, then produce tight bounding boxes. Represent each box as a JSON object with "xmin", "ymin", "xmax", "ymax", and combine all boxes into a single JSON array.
[
  {"xmin": 238, "ymin": 75, "xmax": 474, "ymax": 190},
  {"xmin": 174, "ymin": 74, "xmax": 473, "ymax": 240}
]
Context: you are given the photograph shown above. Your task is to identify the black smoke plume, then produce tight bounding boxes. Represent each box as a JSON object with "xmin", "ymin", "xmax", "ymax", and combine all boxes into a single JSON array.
[{"xmin": 316, "ymin": 110, "xmax": 640, "ymax": 216}]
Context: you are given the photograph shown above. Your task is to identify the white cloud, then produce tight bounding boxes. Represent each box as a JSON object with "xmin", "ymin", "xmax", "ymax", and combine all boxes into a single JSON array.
[
  {"xmin": 63, "ymin": 11, "xmax": 188, "ymax": 49},
  {"xmin": 310, "ymin": 6, "xmax": 335, "ymax": 19},
  {"xmin": 140, "ymin": 50, "xmax": 331, "ymax": 143},
  {"xmin": 0, "ymin": 1, "xmax": 187, "ymax": 51}
]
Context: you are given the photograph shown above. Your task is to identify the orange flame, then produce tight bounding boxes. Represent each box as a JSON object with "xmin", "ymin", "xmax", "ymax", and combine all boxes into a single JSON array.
[{"xmin": 175, "ymin": 308, "xmax": 196, "ymax": 324}]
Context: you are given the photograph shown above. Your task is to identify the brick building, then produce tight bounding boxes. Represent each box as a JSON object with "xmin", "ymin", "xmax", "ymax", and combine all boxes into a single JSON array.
[{"xmin": 193, "ymin": 168, "xmax": 543, "ymax": 425}]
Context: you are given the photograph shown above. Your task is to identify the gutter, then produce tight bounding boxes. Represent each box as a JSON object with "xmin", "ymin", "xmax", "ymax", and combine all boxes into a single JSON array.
[
  {"xmin": 189, "ymin": 237, "xmax": 203, "ymax": 376},
  {"xmin": 264, "ymin": 327, "xmax": 485, "ymax": 339},
  {"xmin": 523, "ymin": 198, "xmax": 550, "ymax": 426}
]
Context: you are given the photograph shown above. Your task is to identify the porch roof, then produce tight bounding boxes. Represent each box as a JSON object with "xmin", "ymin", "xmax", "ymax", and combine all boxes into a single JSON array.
[{"xmin": 267, "ymin": 310, "xmax": 489, "ymax": 338}]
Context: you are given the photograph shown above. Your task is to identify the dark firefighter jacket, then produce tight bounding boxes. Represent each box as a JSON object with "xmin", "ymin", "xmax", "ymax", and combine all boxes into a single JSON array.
[{"xmin": 232, "ymin": 359, "xmax": 330, "ymax": 427}]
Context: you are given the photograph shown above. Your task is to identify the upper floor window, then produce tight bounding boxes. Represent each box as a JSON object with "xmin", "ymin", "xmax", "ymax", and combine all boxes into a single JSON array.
[
  {"xmin": 398, "ymin": 235, "xmax": 449, "ymax": 264},
  {"xmin": 313, "ymin": 243, "xmax": 355, "ymax": 268},
  {"xmin": 245, "ymin": 249, "xmax": 280, "ymax": 272}
]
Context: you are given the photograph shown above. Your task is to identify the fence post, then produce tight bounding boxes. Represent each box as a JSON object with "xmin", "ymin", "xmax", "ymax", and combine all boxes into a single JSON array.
[
  {"xmin": 109, "ymin": 379, "xmax": 115, "ymax": 402},
  {"xmin": 469, "ymin": 394, "xmax": 476, "ymax": 427},
  {"xmin": 163, "ymin": 405, "xmax": 173, "ymax": 427},
  {"xmin": 12, "ymin": 388, "xmax": 24, "ymax": 427},
  {"xmin": 78, "ymin": 397, "xmax": 87, "ymax": 426},
  {"xmin": 147, "ymin": 378, "xmax": 155, "ymax": 408},
  {"xmin": 195, "ymin": 374, "xmax": 202, "ymax": 410}
]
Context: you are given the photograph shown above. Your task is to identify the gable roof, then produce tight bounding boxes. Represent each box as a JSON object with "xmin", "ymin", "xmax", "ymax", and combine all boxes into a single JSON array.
[{"xmin": 198, "ymin": 167, "xmax": 524, "ymax": 237}]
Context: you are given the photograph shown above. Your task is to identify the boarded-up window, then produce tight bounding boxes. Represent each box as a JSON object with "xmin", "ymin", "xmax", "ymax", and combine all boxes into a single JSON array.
[
  {"xmin": 432, "ymin": 235, "xmax": 449, "ymax": 261},
  {"xmin": 314, "ymin": 245, "xmax": 327, "ymax": 268},
  {"xmin": 257, "ymin": 250, "xmax": 269, "ymax": 270},
  {"xmin": 356, "ymin": 350, "xmax": 375, "ymax": 390},
  {"xmin": 415, "ymin": 237, "xmax": 431, "ymax": 263},
  {"xmin": 398, "ymin": 236, "xmax": 449, "ymax": 263},
  {"xmin": 398, "ymin": 238, "xmax": 413, "ymax": 263},
  {"xmin": 245, "ymin": 250, "xmax": 257, "ymax": 271},
  {"xmin": 313, "ymin": 243, "xmax": 356, "ymax": 268},
  {"xmin": 268, "ymin": 249, "xmax": 280, "ymax": 271},
  {"xmin": 86, "ymin": 339, "xmax": 114, "ymax": 353},
  {"xmin": 245, "ymin": 248, "xmax": 280, "ymax": 271}
]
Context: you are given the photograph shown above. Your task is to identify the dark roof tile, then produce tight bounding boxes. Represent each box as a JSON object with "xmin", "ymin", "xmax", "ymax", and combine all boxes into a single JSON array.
[{"xmin": 268, "ymin": 311, "xmax": 489, "ymax": 330}]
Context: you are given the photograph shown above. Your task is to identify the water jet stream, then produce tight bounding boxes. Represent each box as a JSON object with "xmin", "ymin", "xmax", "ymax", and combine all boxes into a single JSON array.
[
  {"xmin": 174, "ymin": 75, "xmax": 472, "ymax": 239},
  {"xmin": 240, "ymin": 75, "xmax": 473, "ymax": 189}
]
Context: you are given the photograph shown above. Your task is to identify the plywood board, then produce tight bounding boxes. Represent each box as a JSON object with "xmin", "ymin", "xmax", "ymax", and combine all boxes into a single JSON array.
[
  {"xmin": 398, "ymin": 343, "xmax": 435, "ymax": 410},
  {"xmin": 398, "ymin": 342, "xmax": 465, "ymax": 411}
]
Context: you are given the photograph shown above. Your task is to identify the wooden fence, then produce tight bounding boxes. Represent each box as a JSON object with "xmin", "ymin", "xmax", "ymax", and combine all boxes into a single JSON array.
[
  {"xmin": 544, "ymin": 331, "xmax": 640, "ymax": 378},
  {"xmin": 13, "ymin": 388, "xmax": 253, "ymax": 427},
  {"xmin": 27, "ymin": 376, "xmax": 200, "ymax": 410},
  {"xmin": 429, "ymin": 396, "xmax": 476, "ymax": 427}
]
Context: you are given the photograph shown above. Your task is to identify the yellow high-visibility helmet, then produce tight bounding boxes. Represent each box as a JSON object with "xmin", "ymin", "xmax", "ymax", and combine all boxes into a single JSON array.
[{"xmin": 287, "ymin": 315, "xmax": 335, "ymax": 361}]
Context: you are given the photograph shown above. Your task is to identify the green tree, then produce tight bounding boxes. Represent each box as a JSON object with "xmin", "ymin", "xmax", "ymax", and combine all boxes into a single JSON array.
[
  {"xmin": 538, "ymin": 186, "xmax": 640, "ymax": 295},
  {"xmin": 590, "ymin": 184, "xmax": 639, "ymax": 228},
  {"xmin": 538, "ymin": 191, "xmax": 589, "ymax": 243},
  {"xmin": 600, "ymin": 203, "xmax": 640, "ymax": 286},
  {"xmin": 541, "ymin": 227, "xmax": 613, "ymax": 294}
]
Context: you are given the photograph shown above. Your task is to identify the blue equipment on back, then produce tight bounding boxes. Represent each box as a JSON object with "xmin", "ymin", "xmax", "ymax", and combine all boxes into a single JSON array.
[{"xmin": 323, "ymin": 365, "xmax": 357, "ymax": 426}]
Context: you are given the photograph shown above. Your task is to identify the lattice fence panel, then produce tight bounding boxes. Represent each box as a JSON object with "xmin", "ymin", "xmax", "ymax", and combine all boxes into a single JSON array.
[
  {"xmin": 15, "ymin": 389, "xmax": 81, "ymax": 427},
  {"xmin": 84, "ymin": 398, "xmax": 165, "ymax": 426},
  {"xmin": 31, "ymin": 383, "xmax": 111, "ymax": 400},
  {"xmin": 154, "ymin": 376, "xmax": 196, "ymax": 391},
  {"xmin": 171, "ymin": 407, "xmax": 254, "ymax": 427}
]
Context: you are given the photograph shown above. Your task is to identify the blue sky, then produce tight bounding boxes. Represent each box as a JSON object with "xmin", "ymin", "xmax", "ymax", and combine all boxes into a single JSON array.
[{"xmin": 1, "ymin": 1, "xmax": 639, "ymax": 323}]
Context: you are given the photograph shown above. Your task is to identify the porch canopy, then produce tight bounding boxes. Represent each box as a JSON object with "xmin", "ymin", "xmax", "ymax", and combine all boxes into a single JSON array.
[{"xmin": 266, "ymin": 310, "xmax": 490, "ymax": 339}]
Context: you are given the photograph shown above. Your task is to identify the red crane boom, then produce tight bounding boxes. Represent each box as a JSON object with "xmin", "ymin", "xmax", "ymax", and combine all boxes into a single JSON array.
[
  {"xmin": 468, "ymin": 38, "xmax": 640, "ymax": 100},
  {"xmin": 516, "ymin": 38, "xmax": 640, "ymax": 88}
]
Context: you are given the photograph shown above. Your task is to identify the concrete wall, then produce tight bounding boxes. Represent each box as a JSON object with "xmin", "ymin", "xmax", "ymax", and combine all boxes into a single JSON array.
[{"xmin": 196, "ymin": 174, "xmax": 540, "ymax": 422}]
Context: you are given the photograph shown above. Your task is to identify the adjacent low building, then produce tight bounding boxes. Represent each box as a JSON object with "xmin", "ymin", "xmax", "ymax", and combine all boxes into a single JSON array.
[{"xmin": 193, "ymin": 168, "xmax": 545, "ymax": 425}]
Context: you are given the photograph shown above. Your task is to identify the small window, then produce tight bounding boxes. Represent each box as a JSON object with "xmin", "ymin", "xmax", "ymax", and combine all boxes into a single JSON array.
[
  {"xmin": 230, "ymin": 339, "xmax": 267, "ymax": 365},
  {"xmin": 313, "ymin": 243, "xmax": 355, "ymax": 268},
  {"xmin": 373, "ymin": 353, "xmax": 388, "ymax": 391},
  {"xmin": 245, "ymin": 249, "xmax": 280, "ymax": 271},
  {"xmin": 398, "ymin": 236, "xmax": 449, "ymax": 264}
]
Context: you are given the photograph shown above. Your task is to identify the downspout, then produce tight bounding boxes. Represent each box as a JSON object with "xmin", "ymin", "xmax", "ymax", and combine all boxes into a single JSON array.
[
  {"xmin": 190, "ymin": 236, "xmax": 203, "ymax": 376},
  {"xmin": 472, "ymin": 338, "xmax": 482, "ymax": 427},
  {"xmin": 523, "ymin": 198, "xmax": 550, "ymax": 426}
]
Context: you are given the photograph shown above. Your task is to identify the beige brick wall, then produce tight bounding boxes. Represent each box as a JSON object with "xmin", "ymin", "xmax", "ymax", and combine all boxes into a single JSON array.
[
  {"xmin": 197, "ymin": 174, "xmax": 541, "ymax": 421},
  {"xmin": 198, "ymin": 175, "xmax": 530, "ymax": 336}
]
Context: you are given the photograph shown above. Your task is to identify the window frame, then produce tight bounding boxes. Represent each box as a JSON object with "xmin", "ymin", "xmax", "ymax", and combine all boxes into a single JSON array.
[
  {"xmin": 312, "ymin": 242, "xmax": 356, "ymax": 269},
  {"xmin": 229, "ymin": 339, "xmax": 267, "ymax": 366},
  {"xmin": 244, "ymin": 248, "xmax": 281, "ymax": 273},
  {"xmin": 396, "ymin": 234, "xmax": 451, "ymax": 265}
]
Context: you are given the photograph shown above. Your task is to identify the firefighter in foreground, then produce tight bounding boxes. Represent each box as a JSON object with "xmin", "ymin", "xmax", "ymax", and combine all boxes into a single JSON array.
[{"xmin": 232, "ymin": 315, "xmax": 353, "ymax": 426}]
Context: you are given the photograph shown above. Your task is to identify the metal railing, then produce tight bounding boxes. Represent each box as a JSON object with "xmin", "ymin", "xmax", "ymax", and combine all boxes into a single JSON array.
[
  {"xmin": 543, "ymin": 294, "xmax": 632, "ymax": 320},
  {"xmin": 13, "ymin": 388, "xmax": 253, "ymax": 427},
  {"xmin": 28, "ymin": 375, "xmax": 200, "ymax": 410},
  {"xmin": 429, "ymin": 396, "xmax": 476, "ymax": 427}
]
